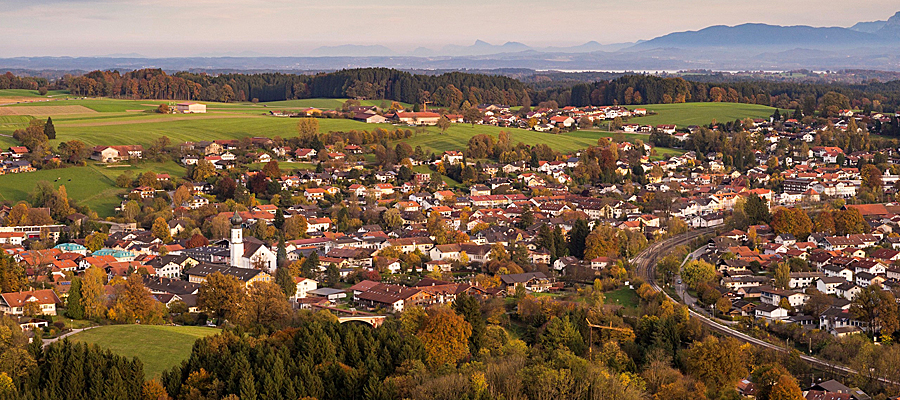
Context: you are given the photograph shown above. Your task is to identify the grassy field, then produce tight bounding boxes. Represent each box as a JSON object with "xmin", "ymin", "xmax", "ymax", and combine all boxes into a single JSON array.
[
  {"xmin": 0, "ymin": 96, "xmax": 718, "ymax": 216},
  {"xmin": 0, "ymin": 161, "xmax": 185, "ymax": 215},
  {"xmin": 0, "ymin": 89, "xmax": 70, "ymax": 98},
  {"xmin": 0, "ymin": 95, "xmax": 693, "ymax": 154},
  {"xmin": 628, "ymin": 102, "xmax": 780, "ymax": 127},
  {"xmin": 69, "ymin": 325, "xmax": 220, "ymax": 378},
  {"xmin": 604, "ymin": 287, "xmax": 640, "ymax": 309}
]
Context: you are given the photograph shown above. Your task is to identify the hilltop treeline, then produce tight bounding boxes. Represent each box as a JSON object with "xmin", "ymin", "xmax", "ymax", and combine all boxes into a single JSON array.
[
  {"xmin": 62, "ymin": 68, "xmax": 530, "ymax": 107},
  {"xmin": 44, "ymin": 68, "xmax": 900, "ymax": 111},
  {"xmin": 0, "ymin": 72, "xmax": 49, "ymax": 90},
  {"xmin": 534, "ymin": 74, "xmax": 900, "ymax": 111}
]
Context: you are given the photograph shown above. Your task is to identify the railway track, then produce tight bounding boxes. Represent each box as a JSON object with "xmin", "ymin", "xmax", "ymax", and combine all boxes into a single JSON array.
[{"xmin": 631, "ymin": 229, "xmax": 892, "ymax": 383}]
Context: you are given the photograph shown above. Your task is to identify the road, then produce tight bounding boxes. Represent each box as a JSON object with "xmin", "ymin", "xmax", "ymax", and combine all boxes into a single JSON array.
[
  {"xmin": 631, "ymin": 229, "xmax": 884, "ymax": 382},
  {"xmin": 42, "ymin": 326, "xmax": 97, "ymax": 348}
]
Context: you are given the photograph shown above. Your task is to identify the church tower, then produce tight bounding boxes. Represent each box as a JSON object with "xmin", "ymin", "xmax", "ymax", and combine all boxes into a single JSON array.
[{"xmin": 230, "ymin": 211, "xmax": 243, "ymax": 267}]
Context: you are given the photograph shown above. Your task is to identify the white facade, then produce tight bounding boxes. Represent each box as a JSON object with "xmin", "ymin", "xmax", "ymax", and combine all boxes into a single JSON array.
[
  {"xmin": 230, "ymin": 213, "xmax": 243, "ymax": 268},
  {"xmin": 176, "ymin": 102, "xmax": 206, "ymax": 113}
]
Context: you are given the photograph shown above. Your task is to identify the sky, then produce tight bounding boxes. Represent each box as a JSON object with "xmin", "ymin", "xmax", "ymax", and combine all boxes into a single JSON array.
[{"xmin": 2, "ymin": 0, "xmax": 899, "ymax": 57}]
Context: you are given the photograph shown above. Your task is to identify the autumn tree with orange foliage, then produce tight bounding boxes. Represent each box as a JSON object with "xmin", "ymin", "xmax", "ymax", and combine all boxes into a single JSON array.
[
  {"xmin": 770, "ymin": 207, "xmax": 812, "ymax": 239},
  {"xmin": 416, "ymin": 307, "xmax": 472, "ymax": 367}
]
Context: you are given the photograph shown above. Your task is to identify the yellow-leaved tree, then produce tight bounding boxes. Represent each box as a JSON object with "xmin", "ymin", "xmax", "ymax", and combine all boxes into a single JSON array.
[
  {"xmin": 81, "ymin": 266, "xmax": 108, "ymax": 320},
  {"xmin": 416, "ymin": 307, "xmax": 472, "ymax": 367}
]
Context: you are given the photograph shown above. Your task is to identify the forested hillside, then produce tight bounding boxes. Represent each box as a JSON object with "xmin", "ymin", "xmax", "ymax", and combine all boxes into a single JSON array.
[
  {"xmin": 62, "ymin": 68, "xmax": 530, "ymax": 107},
  {"xmin": 42, "ymin": 68, "xmax": 900, "ymax": 112},
  {"xmin": 535, "ymin": 75, "xmax": 900, "ymax": 111}
]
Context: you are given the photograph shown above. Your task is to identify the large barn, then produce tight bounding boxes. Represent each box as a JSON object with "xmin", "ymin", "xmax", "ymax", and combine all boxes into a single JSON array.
[{"xmin": 176, "ymin": 102, "xmax": 206, "ymax": 113}]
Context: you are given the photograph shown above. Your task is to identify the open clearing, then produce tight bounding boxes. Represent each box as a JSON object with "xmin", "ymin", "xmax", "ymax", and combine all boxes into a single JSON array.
[
  {"xmin": 0, "ymin": 105, "xmax": 96, "ymax": 116},
  {"xmin": 629, "ymin": 102, "xmax": 780, "ymax": 127},
  {"xmin": 69, "ymin": 325, "xmax": 220, "ymax": 378},
  {"xmin": 0, "ymin": 161, "xmax": 185, "ymax": 216}
]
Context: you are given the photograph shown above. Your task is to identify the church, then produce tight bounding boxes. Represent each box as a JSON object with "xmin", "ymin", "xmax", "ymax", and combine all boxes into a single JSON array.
[{"xmin": 229, "ymin": 211, "xmax": 277, "ymax": 273}]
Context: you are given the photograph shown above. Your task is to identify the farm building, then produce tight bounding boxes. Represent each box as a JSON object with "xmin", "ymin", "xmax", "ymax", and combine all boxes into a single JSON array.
[
  {"xmin": 354, "ymin": 113, "xmax": 387, "ymax": 123},
  {"xmin": 176, "ymin": 102, "xmax": 206, "ymax": 113},
  {"xmin": 396, "ymin": 112, "xmax": 440, "ymax": 126},
  {"xmin": 90, "ymin": 145, "xmax": 144, "ymax": 163}
]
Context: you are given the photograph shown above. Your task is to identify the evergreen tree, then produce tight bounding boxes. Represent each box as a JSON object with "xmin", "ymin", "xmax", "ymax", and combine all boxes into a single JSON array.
[
  {"xmin": 326, "ymin": 263, "xmax": 340, "ymax": 287},
  {"xmin": 568, "ymin": 219, "xmax": 590, "ymax": 259},
  {"xmin": 744, "ymin": 194, "xmax": 771, "ymax": 225},
  {"xmin": 276, "ymin": 236, "xmax": 287, "ymax": 268},
  {"xmin": 275, "ymin": 267, "xmax": 295, "ymax": 298},
  {"xmin": 239, "ymin": 372, "xmax": 258, "ymax": 400},
  {"xmin": 274, "ymin": 209, "xmax": 285, "ymax": 230},
  {"xmin": 44, "ymin": 117, "xmax": 56, "ymax": 140},
  {"xmin": 452, "ymin": 293, "xmax": 485, "ymax": 353},
  {"xmin": 302, "ymin": 252, "xmax": 319, "ymax": 278},
  {"xmin": 66, "ymin": 277, "xmax": 84, "ymax": 320},
  {"xmin": 553, "ymin": 226, "xmax": 568, "ymax": 260}
]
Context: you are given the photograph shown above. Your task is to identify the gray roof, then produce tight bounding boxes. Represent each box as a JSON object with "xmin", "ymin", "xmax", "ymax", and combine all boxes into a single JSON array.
[
  {"xmin": 184, "ymin": 263, "xmax": 266, "ymax": 282},
  {"xmin": 308, "ymin": 288, "xmax": 346, "ymax": 296},
  {"xmin": 500, "ymin": 272, "xmax": 548, "ymax": 285}
]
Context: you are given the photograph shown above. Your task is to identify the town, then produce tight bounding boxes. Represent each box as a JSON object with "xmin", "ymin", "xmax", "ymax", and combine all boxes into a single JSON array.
[{"xmin": 4, "ymin": 28, "xmax": 900, "ymax": 399}]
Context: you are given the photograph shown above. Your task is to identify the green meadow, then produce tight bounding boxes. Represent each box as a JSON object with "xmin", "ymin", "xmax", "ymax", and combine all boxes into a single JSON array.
[
  {"xmin": 0, "ymin": 161, "xmax": 185, "ymax": 216},
  {"xmin": 69, "ymin": 325, "xmax": 220, "ymax": 378},
  {"xmin": 0, "ymin": 95, "xmax": 795, "ymax": 216},
  {"xmin": 0, "ymin": 89, "xmax": 71, "ymax": 99},
  {"xmin": 628, "ymin": 102, "xmax": 781, "ymax": 127}
]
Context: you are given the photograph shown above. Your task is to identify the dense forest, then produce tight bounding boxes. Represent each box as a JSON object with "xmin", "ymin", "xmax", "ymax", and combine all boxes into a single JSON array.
[
  {"xmin": 62, "ymin": 68, "xmax": 530, "ymax": 108},
  {"xmin": 535, "ymin": 75, "xmax": 900, "ymax": 111},
  {"xmin": 55, "ymin": 68, "xmax": 900, "ymax": 112},
  {"xmin": 0, "ymin": 72, "xmax": 49, "ymax": 91}
]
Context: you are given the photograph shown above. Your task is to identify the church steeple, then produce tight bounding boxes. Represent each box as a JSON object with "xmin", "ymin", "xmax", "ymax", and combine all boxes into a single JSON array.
[{"xmin": 230, "ymin": 211, "xmax": 243, "ymax": 267}]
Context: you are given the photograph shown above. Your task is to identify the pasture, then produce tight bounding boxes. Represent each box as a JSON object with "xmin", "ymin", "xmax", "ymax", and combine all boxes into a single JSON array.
[
  {"xmin": 3, "ymin": 96, "xmax": 790, "ymax": 217},
  {"xmin": 0, "ymin": 161, "xmax": 185, "ymax": 216},
  {"xmin": 628, "ymin": 102, "xmax": 780, "ymax": 127},
  {"xmin": 69, "ymin": 325, "xmax": 220, "ymax": 378}
]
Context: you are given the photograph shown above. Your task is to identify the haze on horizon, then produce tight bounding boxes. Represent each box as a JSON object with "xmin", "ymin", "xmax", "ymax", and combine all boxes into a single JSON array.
[{"xmin": 2, "ymin": 0, "xmax": 899, "ymax": 58}]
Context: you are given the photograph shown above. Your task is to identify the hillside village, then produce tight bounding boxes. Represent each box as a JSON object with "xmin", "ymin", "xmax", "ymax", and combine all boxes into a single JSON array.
[
  {"xmin": 11, "ymin": 1, "xmax": 900, "ymax": 397},
  {"xmin": 2, "ymin": 99, "xmax": 900, "ymax": 335},
  {"xmin": 2, "ymin": 94, "xmax": 900, "ymax": 400}
]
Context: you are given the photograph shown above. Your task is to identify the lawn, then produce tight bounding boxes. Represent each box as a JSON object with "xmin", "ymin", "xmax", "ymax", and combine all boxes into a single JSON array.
[
  {"xmin": 0, "ymin": 161, "xmax": 185, "ymax": 216},
  {"xmin": 69, "ymin": 325, "xmax": 220, "ymax": 378},
  {"xmin": 412, "ymin": 165, "xmax": 463, "ymax": 188},
  {"xmin": 604, "ymin": 287, "xmax": 640, "ymax": 309},
  {"xmin": 628, "ymin": 102, "xmax": 781, "ymax": 127}
]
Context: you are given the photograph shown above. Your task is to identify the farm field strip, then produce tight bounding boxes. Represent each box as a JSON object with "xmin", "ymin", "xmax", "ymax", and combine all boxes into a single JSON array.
[{"xmin": 0, "ymin": 105, "xmax": 97, "ymax": 115}]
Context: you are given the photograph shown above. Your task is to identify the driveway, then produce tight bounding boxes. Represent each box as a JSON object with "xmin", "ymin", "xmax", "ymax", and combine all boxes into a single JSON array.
[{"xmin": 42, "ymin": 325, "xmax": 97, "ymax": 347}]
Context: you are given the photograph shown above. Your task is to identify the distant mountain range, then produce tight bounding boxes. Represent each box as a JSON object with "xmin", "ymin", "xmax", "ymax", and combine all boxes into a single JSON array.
[
  {"xmin": 307, "ymin": 40, "xmax": 633, "ymax": 57},
  {"xmin": 306, "ymin": 12, "xmax": 900, "ymax": 57},
  {"xmin": 4, "ymin": 11, "xmax": 900, "ymax": 72},
  {"xmin": 628, "ymin": 23, "xmax": 890, "ymax": 50},
  {"xmin": 851, "ymin": 11, "xmax": 900, "ymax": 37}
]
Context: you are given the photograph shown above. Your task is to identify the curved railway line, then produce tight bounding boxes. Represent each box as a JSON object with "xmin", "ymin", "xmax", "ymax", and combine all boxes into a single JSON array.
[{"xmin": 632, "ymin": 229, "xmax": 891, "ymax": 383}]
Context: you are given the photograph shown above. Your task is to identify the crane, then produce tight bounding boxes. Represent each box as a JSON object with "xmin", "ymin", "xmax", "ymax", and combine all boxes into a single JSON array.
[
  {"xmin": 422, "ymin": 100, "xmax": 431, "ymax": 112},
  {"xmin": 586, "ymin": 318, "xmax": 634, "ymax": 361}
]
